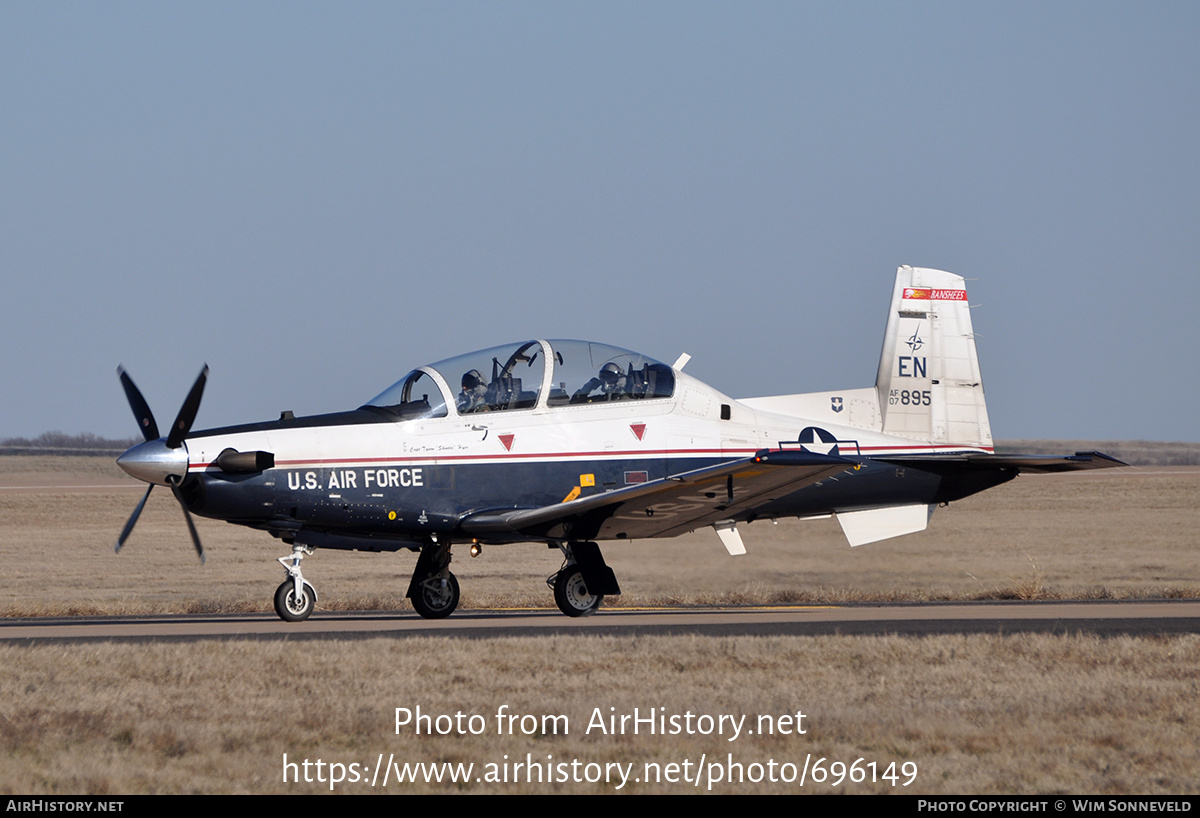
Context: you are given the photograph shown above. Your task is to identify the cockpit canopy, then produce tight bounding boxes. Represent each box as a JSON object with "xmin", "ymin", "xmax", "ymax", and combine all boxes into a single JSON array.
[{"xmin": 363, "ymin": 340, "xmax": 676, "ymax": 420}]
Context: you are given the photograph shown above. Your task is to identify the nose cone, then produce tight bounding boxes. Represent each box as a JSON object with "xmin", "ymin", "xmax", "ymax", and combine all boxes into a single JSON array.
[{"xmin": 117, "ymin": 439, "xmax": 191, "ymax": 485}]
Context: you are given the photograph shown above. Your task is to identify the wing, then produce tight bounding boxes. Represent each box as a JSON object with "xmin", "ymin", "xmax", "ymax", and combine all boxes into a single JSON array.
[{"xmin": 460, "ymin": 449, "xmax": 855, "ymax": 541}]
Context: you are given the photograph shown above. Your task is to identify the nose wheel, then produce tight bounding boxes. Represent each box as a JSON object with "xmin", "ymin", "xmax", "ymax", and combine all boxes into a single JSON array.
[
  {"xmin": 274, "ymin": 579, "xmax": 316, "ymax": 622},
  {"xmin": 273, "ymin": 544, "xmax": 318, "ymax": 622}
]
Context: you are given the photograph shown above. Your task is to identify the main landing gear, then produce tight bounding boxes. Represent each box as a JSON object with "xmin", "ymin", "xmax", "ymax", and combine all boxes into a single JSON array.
[
  {"xmin": 274, "ymin": 544, "xmax": 318, "ymax": 622},
  {"xmin": 407, "ymin": 538, "xmax": 460, "ymax": 619},
  {"xmin": 551, "ymin": 564, "xmax": 601, "ymax": 617},
  {"xmin": 548, "ymin": 541, "xmax": 621, "ymax": 617}
]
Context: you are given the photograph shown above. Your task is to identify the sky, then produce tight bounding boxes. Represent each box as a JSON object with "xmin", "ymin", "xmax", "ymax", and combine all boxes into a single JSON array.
[{"xmin": 2, "ymin": 1, "xmax": 1198, "ymax": 443}]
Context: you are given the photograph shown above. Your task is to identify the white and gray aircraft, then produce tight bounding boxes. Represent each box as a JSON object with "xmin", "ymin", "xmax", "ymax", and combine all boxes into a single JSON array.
[{"xmin": 114, "ymin": 266, "xmax": 1122, "ymax": 621}]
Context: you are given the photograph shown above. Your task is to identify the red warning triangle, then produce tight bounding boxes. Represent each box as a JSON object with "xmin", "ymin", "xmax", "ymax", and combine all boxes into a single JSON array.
[
  {"xmin": 630, "ymin": 423, "xmax": 646, "ymax": 441},
  {"xmin": 498, "ymin": 434, "xmax": 515, "ymax": 452}
]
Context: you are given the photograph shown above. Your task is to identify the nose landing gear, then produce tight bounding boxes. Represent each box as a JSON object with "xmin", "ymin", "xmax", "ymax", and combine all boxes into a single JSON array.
[{"xmin": 274, "ymin": 544, "xmax": 318, "ymax": 622}]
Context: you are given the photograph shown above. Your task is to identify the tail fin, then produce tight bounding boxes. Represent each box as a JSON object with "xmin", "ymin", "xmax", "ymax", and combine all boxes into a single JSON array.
[{"xmin": 875, "ymin": 266, "xmax": 992, "ymax": 450}]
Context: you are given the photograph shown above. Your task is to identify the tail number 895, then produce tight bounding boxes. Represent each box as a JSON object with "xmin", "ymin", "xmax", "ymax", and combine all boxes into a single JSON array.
[{"xmin": 889, "ymin": 389, "xmax": 931, "ymax": 406}]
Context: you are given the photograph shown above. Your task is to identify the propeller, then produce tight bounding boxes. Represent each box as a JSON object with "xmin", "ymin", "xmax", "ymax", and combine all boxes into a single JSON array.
[
  {"xmin": 114, "ymin": 365, "xmax": 209, "ymax": 564},
  {"xmin": 119, "ymin": 368, "xmax": 159, "ymax": 441}
]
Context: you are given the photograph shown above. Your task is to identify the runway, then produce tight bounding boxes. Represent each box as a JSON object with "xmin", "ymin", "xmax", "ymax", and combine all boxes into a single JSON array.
[{"xmin": 4, "ymin": 599, "xmax": 1199, "ymax": 643}]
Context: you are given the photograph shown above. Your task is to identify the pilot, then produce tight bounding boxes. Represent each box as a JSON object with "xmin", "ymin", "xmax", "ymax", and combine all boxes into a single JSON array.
[
  {"xmin": 572, "ymin": 362, "xmax": 627, "ymax": 402},
  {"xmin": 457, "ymin": 370, "xmax": 488, "ymax": 413}
]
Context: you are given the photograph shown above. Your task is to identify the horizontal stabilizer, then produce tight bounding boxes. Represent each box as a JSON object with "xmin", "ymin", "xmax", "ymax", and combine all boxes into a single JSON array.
[{"xmin": 876, "ymin": 451, "xmax": 1127, "ymax": 475}]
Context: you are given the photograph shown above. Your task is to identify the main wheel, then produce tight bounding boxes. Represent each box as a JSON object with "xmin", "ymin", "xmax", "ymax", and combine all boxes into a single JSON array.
[
  {"xmin": 274, "ymin": 579, "xmax": 315, "ymax": 622},
  {"xmin": 553, "ymin": 565, "xmax": 602, "ymax": 617},
  {"xmin": 411, "ymin": 571, "xmax": 460, "ymax": 619}
]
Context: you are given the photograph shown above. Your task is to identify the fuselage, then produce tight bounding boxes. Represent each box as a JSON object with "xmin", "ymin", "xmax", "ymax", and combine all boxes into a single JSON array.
[{"xmin": 125, "ymin": 338, "xmax": 994, "ymax": 551}]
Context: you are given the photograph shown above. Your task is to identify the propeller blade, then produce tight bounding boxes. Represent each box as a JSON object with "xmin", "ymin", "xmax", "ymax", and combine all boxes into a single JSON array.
[
  {"xmin": 118, "ymin": 367, "xmax": 160, "ymax": 442},
  {"xmin": 166, "ymin": 365, "xmax": 209, "ymax": 449},
  {"xmin": 169, "ymin": 481, "xmax": 206, "ymax": 564},
  {"xmin": 115, "ymin": 483, "xmax": 154, "ymax": 553}
]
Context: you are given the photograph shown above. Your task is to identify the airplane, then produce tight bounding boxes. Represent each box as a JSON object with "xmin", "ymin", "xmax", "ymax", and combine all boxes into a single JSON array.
[{"xmin": 114, "ymin": 266, "xmax": 1123, "ymax": 622}]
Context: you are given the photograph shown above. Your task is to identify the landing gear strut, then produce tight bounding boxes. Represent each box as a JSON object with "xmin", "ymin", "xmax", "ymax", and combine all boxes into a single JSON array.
[
  {"xmin": 274, "ymin": 543, "xmax": 318, "ymax": 622},
  {"xmin": 407, "ymin": 538, "xmax": 459, "ymax": 619}
]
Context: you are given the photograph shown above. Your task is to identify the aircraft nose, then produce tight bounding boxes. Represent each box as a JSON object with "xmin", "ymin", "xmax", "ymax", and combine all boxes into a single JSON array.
[{"xmin": 116, "ymin": 439, "xmax": 191, "ymax": 485}]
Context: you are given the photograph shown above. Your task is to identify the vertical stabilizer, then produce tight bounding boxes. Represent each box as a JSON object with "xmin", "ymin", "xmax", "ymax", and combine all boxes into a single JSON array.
[{"xmin": 875, "ymin": 266, "xmax": 992, "ymax": 450}]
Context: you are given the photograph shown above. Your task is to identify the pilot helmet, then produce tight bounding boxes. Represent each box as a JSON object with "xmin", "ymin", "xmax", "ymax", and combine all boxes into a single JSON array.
[
  {"xmin": 600, "ymin": 362, "xmax": 622, "ymax": 384},
  {"xmin": 462, "ymin": 370, "xmax": 483, "ymax": 390}
]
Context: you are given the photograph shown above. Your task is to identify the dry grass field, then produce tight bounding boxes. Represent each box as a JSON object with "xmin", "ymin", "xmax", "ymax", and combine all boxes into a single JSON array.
[
  {"xmin": 1, "ymin": 634, "xmax": 1197, "ymax": 794},
  {"xmin": 1, "ymin": 456, "xmax": 1198, "ymax": 794}
]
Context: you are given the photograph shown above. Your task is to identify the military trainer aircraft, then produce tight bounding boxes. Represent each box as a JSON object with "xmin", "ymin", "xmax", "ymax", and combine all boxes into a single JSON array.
[{"xmin": 115, "ymin": 266, "xmax": 1122, "ymax": 621}]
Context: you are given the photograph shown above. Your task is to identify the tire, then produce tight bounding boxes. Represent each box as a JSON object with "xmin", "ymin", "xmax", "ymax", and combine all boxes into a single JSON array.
[
  {"xmin": 553, "ymin": 565, "xmax": 602, "ymax": 617},
  {"xmin": 274, "ymin": 579, "xmax": 315, "ymax": 622},
  {"xmin": 411, "ymin": 571, "xmax": 460, "ymax": 619}
]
